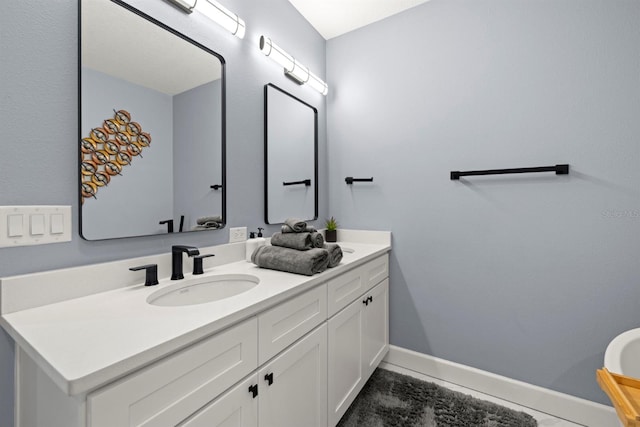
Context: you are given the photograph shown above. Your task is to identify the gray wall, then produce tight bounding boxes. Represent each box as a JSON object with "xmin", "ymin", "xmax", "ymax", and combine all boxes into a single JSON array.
[
  {"xmin": 0, "ymin": 0, "xmax": 327, "ymax": 423},
  {"xmin": 173, "ymin": 80, "xmax": 223, "ymax": 230},
  {"xmin": 81, "ymin": 67, "xmax": 174, "ymax": 239},
  {"xmin": 327, "ymin": 0, "xmax": 640, "ymax": 404}
]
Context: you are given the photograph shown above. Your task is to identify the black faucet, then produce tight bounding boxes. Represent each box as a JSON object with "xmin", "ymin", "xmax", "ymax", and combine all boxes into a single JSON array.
[{"xmin": 171, "ymin": 245, "xmax": 200, "ymax": 280}]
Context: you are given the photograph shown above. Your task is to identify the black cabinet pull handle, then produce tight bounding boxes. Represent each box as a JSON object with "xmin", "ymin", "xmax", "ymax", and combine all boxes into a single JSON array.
[
  {"xmin": 248, "ymin": 384, "xmax": 258, "ymax": 398},
  {"xmin": 363, "ymin": 299, "xmax": 369, "ymax": 306},
  {"xmin": 368, "ymin": 296, "xmax": 373, "ymax": 303},
  {"xmin": 264, "ymin": 372, "xmax": 274, "ymax": 385},
  {"xmin": 210, "ymin": 184, "xmax": 223, "ymax": 190}
]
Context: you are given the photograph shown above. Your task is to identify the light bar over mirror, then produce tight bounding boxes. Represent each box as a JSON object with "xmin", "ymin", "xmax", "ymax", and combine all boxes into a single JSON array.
[
  {"xmin": 167, "ymin": 0, "xmax": 246, "ymax": 39},
  {"xmin": 259, "ymin": 36, "xmax": 328, "ymax": 95}
]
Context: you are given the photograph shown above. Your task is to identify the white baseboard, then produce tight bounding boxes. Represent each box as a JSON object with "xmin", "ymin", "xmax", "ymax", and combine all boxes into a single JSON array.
[{"xmin": 383, "ymin": 345, "xmax": 618, "ymax": 427}]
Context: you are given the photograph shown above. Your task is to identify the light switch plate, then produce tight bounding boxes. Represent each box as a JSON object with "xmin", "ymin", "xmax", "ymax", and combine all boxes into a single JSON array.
[{"xmin": 0, "ymin": 206, "xmax": 72, "ymax": 248}]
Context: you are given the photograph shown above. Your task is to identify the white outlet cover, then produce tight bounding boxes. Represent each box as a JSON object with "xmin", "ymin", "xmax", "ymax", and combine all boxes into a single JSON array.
[{"xmin": 229, "ymin": 227, "xmax": 247, "ymax": 243}]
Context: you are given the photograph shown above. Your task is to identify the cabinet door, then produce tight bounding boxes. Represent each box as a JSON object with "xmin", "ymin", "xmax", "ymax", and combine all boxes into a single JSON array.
[
  {"xmin": 178, "ymin": 374, "xmax": 258, "ymax": 427},
  {"xmin": 327, "ymin": 298, "xmax": 364, "ymax": 427},
  {"xmin": 87, "ymin": 319, "xmax": 258, "ymax": 427},
  {"xmin": 328, "ymin": 255, "xmax": 388, "ymax": 317},
  {"xmin": 362, "ymin": 279, "xmax": 389, "ymax": 379},
  {"xmin": 258, "ymin": 284, "xmax": 327, "ymax": 365},
  {"xmin": 258, "ymin": 324, "xmax": 327, "ymax": 427}
]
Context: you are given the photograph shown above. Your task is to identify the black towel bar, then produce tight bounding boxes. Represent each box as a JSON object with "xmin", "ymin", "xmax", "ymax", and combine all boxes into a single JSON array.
[
  {"xmin": 450, "ymin": 164, "xmax": 569, "ymax": 180},
  {"xmin": 283, "ymin": 179, "xmax": 311, "ymax": 186},
  {"xmin": 345, "ymin": 177, "xmax": 374, "ymax": 184}
]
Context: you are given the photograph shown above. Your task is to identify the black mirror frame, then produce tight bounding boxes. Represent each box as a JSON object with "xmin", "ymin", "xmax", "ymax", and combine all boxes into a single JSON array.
[
  {"xmin": 78, "ymin": 0, "xmax": 226, "ymax": 240},
  {"xmin": 263, "ymin": 83, "xmax": 318, "ymax": 224}
]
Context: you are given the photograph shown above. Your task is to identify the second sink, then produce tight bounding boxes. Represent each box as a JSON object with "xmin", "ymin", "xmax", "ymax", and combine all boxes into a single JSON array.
[{"xmin": 147, "ymin": 274, "xmax": 260, "ymax": 307}]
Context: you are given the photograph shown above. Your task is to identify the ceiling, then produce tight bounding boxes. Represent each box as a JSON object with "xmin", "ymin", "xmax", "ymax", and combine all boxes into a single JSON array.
[
  {"xmin": 82, "ymin": 0, "xmax": 221, "ymax": 96},
  {"xmin": 286, "ymin": 0, "xmax": 432, "ymax": 40}
]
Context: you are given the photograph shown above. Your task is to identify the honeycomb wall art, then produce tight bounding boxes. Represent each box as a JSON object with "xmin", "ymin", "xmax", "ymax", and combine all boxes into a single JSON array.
[{"xmin": 80, "ymin": 109, "xmax": 152, "ymax": 203}]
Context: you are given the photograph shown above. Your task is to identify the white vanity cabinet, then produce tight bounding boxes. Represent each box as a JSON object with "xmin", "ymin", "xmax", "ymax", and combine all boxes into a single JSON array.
[
  {"xmin": 182, "ymin": 324, "xmax": 328, "ymax": 427},
  {"xmin": 258, "ymin": 324, "xmax": 327, "ymax": 427},
  {"xmin": 12, "ymin": 249, "xmax": 390, "ymax": 427},
  {"xmin": 87, "ymin": 318, "xmax": 259, "ymax": 427},
  {"xmin": 178, "ymin": 374, "xmax": 259, "ymax": 427},
  {"xmin": 362, "ymin": 279, "xmax": 389, "ymax": 378},
  {"xmin": 177, "ymin": 324, "xmax": 327, "ymax": 427},
  {"xmin": 327, "ymin": 257, "xmax": 389, "ymax": 427}
]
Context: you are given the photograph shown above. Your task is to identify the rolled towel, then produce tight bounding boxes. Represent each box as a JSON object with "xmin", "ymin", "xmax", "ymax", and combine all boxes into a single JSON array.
[
  {"xmin": 203, "ymin": 221, "xmax": 222, "ymax": 229},
  {"xmin": 324, "ymin": 243, "xmax": 343, "ymax": 268},
  {"xmin": 271, "ymin": 231, "xmax": 324, "ymax": 250},
  {"xmin": 281, "ymin": 224, "xmax": 317, "ymax": 233},
  {"xmin": 197, "ymin": 215, "xmax": 222, "ymax": 225},
  {"xmin": 251, "ymin": 246, "xmax": 329, "ymax": 276},
  {"xmin": 310, "ymin": 231, "xmax": 324, "ymax": 248},
  {"xmin": 283, "ymin": 218, "xmax": 307, "ymax": 233}
]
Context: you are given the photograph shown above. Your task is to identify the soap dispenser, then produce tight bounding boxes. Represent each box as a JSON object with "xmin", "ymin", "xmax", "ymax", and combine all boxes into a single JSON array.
[
  {"xmin": 246, "ymin": 232, "xmax": 258, "ymax": 262},
  {"xmin": 255, "ymin": 227, "xmax": 266, "ymax": 250},
  {"xmin": 246, "ymin": 228, "xmax": 267, "ymax": 262}
]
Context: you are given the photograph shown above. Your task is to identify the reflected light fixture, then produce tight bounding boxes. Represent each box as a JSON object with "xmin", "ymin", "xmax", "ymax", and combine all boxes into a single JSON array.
[
  {"xmin": 168, "ymin": 0, "xmax": 246, "ymax": 39},
  {"xmin": 259, "ymin": 36, "xmax": 328, "ymax": 96}
]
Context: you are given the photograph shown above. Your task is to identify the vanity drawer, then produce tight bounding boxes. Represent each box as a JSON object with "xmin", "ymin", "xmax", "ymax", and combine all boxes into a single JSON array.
[
  {"xmin": 327, "ymin": 255, "xmax": 388, "ymax": 317},
  {"xmin": 87, "ymin": 318, "xmax": 258, "ymax": 427},
  {"xmin": 258, "ymin": 284, "xmax": 327, "ymax": 364}
]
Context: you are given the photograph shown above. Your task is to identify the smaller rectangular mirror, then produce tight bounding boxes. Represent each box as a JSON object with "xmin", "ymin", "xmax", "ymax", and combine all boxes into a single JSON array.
[{"xmin": 264, "ymin": 84, "xmax": 318, "ymax": 224}]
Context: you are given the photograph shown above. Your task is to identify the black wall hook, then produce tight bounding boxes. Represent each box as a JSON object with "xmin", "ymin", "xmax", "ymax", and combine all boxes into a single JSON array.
[{"xmin": 345, "ymin": 177, "xmax": 374, "ymax": 184}]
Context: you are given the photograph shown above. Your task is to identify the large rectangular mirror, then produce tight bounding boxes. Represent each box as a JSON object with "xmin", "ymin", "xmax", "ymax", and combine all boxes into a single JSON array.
[
  {"xmin": 79, "ymin": 0, "xmax": 225, "ymax": 240},
  {"xmin": 264, "ymin": 84, "xmax": 318, "ymax": 224}
]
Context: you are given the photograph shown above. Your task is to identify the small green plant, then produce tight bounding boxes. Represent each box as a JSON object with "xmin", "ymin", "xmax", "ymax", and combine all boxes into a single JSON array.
[{"xmin": 325, "ymin": 216, "xmax": 338, "ymax": 231}]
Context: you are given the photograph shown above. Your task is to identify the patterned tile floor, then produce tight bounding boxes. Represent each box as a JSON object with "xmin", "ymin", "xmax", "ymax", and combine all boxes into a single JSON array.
[{"xmin": 380, "ymin": 362, "xmax": 585, "ymax": 427}]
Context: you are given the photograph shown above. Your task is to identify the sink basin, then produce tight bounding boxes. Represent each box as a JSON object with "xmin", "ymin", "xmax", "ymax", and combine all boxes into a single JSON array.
[
  {"xmin": 604, "ymin": 327, "xmax": 640, "ymax": 378},
  {"xmin": 147, "ymin": 274, "xmax": 260, "ymax": 307}
]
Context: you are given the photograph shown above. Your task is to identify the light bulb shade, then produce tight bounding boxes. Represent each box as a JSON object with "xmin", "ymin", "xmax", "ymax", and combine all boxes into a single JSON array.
[
  {"xmin": 195, "ymin": 0, "xmax": 245, "ymax": 38},
  {"xmin": 260, "ymin": 37, "xmax": 294, "ymax": 71},
  {"xmin": 259, "ymin": 35, "xmax": 328, "ymax": 95},
  {"xmin": 308, "ymin": 71, "xmax": 328, "ymax": 95},
  {"xmin": 288, "ymin": 59, "xmax": 310, "ymax": 84}
]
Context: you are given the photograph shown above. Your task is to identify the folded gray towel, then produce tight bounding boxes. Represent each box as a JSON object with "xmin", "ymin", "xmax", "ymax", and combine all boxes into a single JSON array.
[
  {"xmin": 251, "ymin": 246, "xmax": 329, "ymax": 276},
  {"xmin": 191, "ymin": 222, "xmax": 223, "ymax": 231},
  {"xmin": 324, "ymin": 243, "xmax": 343, "ymax": 268},
  {"xmin": 283, "ymin": 218, "xmax": 307, "ymax": 232},
  {"xmin": 197, "ymin": 215, "xmax": 222, "ymax": 225},
  {"xmin": 281, "ymin": 224, "xmax": 317, "ymax": 233},
  {"xmin": 271, "ymin": 231, "xmax": 324, "ymax": 250}
]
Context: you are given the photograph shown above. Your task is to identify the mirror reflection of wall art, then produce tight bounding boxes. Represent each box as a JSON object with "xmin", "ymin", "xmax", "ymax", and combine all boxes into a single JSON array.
[
  {"xmin": 80, "ymin": 0, "xmax": 226, "ymax": 240},
  {"xmin": 80, "ymin": 109, "xmax": 152, "ymax": 203}
]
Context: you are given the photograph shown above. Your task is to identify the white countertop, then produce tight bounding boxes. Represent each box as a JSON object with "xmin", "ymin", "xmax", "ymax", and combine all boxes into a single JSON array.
[{"xmin": 1, "ymin": 237, "xmax": 390, "ymax": 396}]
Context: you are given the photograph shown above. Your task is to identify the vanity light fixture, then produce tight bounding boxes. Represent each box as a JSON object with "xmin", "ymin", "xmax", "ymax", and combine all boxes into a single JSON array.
[
  {"xmin": 168, "ymin": 0, "xmax": 246, "ymax": 39},
  {"xmin": 259, "ymin": 36, "xmax": 328, "ymax": 96}
]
